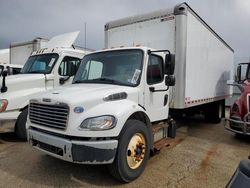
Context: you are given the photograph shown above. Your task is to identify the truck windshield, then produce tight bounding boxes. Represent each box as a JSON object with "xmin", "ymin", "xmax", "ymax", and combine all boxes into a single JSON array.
[
  {"xmin": 21, "ymin": 54, "xmax": 59, "ymax": 74},
  {"xmin": 73, "ymin": 50, "xmax": 143, "ymax": 86}
]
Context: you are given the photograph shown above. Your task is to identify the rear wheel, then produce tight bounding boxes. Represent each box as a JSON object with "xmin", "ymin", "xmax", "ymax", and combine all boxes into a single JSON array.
[
  {"xmin": 108, "ymin": 119, "xmax": 150, "ymax": 182},
  {"xmin": 205, "ymin": 100, "xmax": 224, "ymax": 123},
  {"xmin": 15, "ymin": 108, "xmax": 28, "ymax": 140}
]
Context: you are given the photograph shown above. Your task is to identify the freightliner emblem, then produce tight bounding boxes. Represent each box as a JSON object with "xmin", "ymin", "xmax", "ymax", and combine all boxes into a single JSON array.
[{"xmin": 42, "ymin": 98, "xmax": 51, "ymax": 102}]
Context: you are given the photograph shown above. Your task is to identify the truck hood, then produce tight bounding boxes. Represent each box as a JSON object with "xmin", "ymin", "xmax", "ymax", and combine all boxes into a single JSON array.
[
  {"xmin": 33, "ymin": 84, "xmax": 140, "ymax": 110},
  {"xmin": 0, "ymin": 74, "xmax": 46, "ymax": 97}
]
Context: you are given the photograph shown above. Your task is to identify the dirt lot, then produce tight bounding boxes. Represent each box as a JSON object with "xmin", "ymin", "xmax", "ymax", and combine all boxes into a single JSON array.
[{"xmin": 0, "ymin": 116, "xmax": 250, "ymax": 188}]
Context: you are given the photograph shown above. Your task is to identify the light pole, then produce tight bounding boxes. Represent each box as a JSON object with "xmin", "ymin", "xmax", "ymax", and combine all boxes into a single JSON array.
[{"xmin": 84, "ymin": 22, "xmax": 87, "ymax": 52}]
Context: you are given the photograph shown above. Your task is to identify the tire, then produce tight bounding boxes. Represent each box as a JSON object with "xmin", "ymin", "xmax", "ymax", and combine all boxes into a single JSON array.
[
  {"xmin": 108, "ymin": 119, "xmax": 150, "ymax": 182},
  {"xmin": 205, "ymin": 100, "xmax": 224, "ymax": 124},
  {"xmin": 15, "ymin": 108, "xmax": 28, "ymax": 141}
]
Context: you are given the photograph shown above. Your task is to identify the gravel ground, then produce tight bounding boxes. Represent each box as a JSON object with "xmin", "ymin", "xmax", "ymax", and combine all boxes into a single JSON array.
[{"xmin": 0, "ymin": 115, "xmax": 250, "ymax": 188}]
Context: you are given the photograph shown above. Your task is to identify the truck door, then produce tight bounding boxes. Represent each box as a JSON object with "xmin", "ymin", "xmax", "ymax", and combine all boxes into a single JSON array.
[
  {"xmin": 144, "ymin": 54, "xmax": 169, "ymax": 122},
  {"xmin": 57, "ymin": 56, "xmax": 81, "ymax": 85}
]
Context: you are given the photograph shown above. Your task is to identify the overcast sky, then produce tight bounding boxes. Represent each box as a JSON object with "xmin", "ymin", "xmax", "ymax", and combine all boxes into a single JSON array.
[{"xmin": 0, "ymin": 0, "xmax": 249, "ymax": 63}]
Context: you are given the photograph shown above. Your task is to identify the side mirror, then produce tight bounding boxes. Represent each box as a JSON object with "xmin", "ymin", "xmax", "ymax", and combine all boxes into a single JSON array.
[
  {"xmin": 165, "ymin": 53, "xmax": 175, "ymax": 75},
  {"xmin": 2, "ymin": 70, "xmax": 8, "ymax": 77},
  {"xmin": 165, "ymin": 75, "xmax": 175, "ymax": 86},
  {"xmin": 1, "ymin": 70, "xmax": 8, "ymax": 93},
  {"xmin": 59, "ymin": 77, "xmax": 65, "ymax": 85},
  {"xmin": 59, "ymin": 76, "xmax": 70, "ymax": 85},
  {"xmin": 236, "ymin": 65, "xmax": 241, "ymax": 83}
]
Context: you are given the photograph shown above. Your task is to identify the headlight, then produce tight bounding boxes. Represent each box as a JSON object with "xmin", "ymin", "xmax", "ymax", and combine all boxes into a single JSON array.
[
  {"xmin": 79, "ymin": 115, "xmax": 116, "ymax": 131},
  {"xmin": 0, "ymin": 99, "xmax": 8, "ymax": 112}
]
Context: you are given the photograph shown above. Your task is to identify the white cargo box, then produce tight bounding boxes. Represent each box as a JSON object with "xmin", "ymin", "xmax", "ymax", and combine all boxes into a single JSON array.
[
  {"xmin": 10, "ymin": 38, "xmax": 48, "ymax": 66},
  {"xmin": 105, "ymin": 2, "xmax": 234, "ymax": 109}
]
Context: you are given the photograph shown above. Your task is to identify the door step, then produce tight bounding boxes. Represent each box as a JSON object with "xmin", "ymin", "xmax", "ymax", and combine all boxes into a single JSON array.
[
  {"xmin": 152, "ymin": 122, "xmax": 170, "ymax": 150},
  {"xmin": 154, "ymin": 138, "xmax": 174, "ymax": 151},
  {"xmin": 152, "ymin": 122, "xmax": 169, "ymax": 134}
]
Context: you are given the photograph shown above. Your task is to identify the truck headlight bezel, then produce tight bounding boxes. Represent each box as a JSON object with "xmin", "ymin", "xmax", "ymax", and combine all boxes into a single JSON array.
[
  {"xmin": 0, "ymin": 99, "xmax": 8, "ymax": 112},
  {"xmin": 79, "ymin": 115, "xmax": 116, "ymax": 131}
]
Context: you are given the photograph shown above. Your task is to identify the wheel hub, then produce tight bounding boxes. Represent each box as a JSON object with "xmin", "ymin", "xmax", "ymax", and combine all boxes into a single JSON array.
[{"xmin": 127, "ymin": 133, "xmax": 146, "ymax": 169}]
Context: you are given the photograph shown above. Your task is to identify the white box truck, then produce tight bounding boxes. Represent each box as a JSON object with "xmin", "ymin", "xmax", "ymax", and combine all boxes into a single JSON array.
[
  {"xmin": 0, "ymin": 49, "xmax": 10, "ymax": 64},
  {"xmin": 0, "ymin": 31, "xmax": 92, "ymax": 139},
  {"xmin": 27, "ymin": 3, "xmax": 234, "ymax": 182},
  {"xmin": 10, "ymin": 38, "xmax": 48, "ymax": 66},
  {"xmin": 0, "ymin": 49, "xmax": 23, "ymax": 76}
]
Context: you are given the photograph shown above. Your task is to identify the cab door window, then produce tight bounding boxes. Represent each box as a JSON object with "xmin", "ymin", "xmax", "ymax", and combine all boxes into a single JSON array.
[
  {"xmin": 58, "ymin": 56, "xmax": 81, "ymax": 76},
  {"xmin": 147, "ymin": 55, "xmax": 164, "ymax": 85}
]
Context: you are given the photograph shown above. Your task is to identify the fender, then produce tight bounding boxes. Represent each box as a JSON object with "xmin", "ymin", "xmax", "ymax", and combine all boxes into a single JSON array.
[{"xmin": 65, "ymin": 99, "xmax": 152, "ymax": 138}]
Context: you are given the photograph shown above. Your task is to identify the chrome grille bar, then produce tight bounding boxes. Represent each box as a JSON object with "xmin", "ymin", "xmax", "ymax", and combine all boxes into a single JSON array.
[{"xmin": 29, "ymin": 102, "xmax": 69, "ymax": 130}]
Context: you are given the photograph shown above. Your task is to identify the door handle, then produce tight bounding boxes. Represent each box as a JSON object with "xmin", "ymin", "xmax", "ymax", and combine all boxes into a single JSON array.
[{"xmin": 149, "ymin": 86, "xmax": 169, "ymax": 92}]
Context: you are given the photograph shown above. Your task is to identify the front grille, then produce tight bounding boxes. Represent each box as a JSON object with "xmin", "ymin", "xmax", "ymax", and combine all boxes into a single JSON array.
[{"xmin": 29, "ymin": 102, "xmax": 69, "ymax": 130}]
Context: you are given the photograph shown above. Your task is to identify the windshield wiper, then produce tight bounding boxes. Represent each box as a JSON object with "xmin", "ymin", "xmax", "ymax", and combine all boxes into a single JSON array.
[
  {"xmin": 24, "ymin": 71, "xmax": 45, "ymax": 74},
  {"xmin": 74, "ymin": 77, "xmax": 124, "ymax": 85},
  {"xmin": 73, "ymin": 80, "xmax": 86, "ymax": 83},
  {"xmin": 93, "ymin": 78, "xmax": 116, "ymax": 83}
]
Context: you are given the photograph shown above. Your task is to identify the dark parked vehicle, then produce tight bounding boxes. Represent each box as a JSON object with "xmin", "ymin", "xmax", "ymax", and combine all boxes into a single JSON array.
[
  {"xmin": 225, "ymin": 62, "xmax": 250, "ymax": 135},
  {"xmin": 227, "ymin": 159, "xmax": 250, "ymax": 188}
]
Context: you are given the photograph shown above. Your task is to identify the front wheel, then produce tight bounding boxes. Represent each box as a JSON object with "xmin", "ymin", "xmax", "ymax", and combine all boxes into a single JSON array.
[
  {"xmin": 108, "ymin": 119, "xmax": 150, "ymax": 182},
  {"xmin": 15, "ymin": 108, "xmax": 28, "ymax": 140}
]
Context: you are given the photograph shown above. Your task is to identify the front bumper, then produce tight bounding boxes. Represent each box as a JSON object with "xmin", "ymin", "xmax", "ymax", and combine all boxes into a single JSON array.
[
  {"xmin": 224, "ymin": 115, "xmax": 250, "ymax": 135},
  {"xmin": 0, "ymin": 110, "xmax": 20, "ymax": 132},
  {"xmin": 27, "ymin": 128, "xmax": 118, "ymax": 164},
  {"xmin": 0, "ymin": 119, "xmax": 16, "ymax": 132}
]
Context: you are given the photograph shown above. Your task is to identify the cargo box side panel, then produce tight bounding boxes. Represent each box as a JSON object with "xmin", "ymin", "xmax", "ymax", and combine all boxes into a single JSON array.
[
  {"xmin": 106, "ymin": 15, "xmax": 176, "ymax": 53},
  {"xmin": 10, "ymin": 44, "xmax": 34, "ymax": 65},
  {"xmin": 184, "ymin": 11, "xmax": 233, "ymax": 108}
]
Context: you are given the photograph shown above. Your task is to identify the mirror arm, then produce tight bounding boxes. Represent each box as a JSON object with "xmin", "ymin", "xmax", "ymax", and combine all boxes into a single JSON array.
[
  {"xmin": 64, "ymin": 76, "xmax": 71, "ymax": 82},
  {"xmin": 1, "ymin": 70, "xmax": 8, "ymax": 93},
  {"xmin": 59, "ymin": 76, "xmax": 71, "ymax": 85}
]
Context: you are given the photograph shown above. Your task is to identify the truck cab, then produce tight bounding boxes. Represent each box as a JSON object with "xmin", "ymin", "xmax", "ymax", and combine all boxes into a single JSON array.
[
  {"xmin": 225, "ymin": 63, "xmax": 250, "ymax": 135},
  {"xmin": 0, "ymin": 32, "xmax": 90, "ymax": 139},
  {"xmin": 27, "ymin": 47, "xmax": 176, "ymax": 182}
]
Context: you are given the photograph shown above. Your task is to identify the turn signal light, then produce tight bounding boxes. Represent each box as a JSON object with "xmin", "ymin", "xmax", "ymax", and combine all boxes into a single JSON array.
[{"xmin": 0, "ymin": 99, "xmax": 8, "ymax": 112}]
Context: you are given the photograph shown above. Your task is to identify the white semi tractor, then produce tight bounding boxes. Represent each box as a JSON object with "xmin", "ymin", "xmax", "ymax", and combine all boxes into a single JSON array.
[
  {"xmin": 0, "ymin": 31, "xmax": 91, "ymax": 139},
  {"xmin": 27, "ymin": 3, "xmax": 234, "ymax": 182}
]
